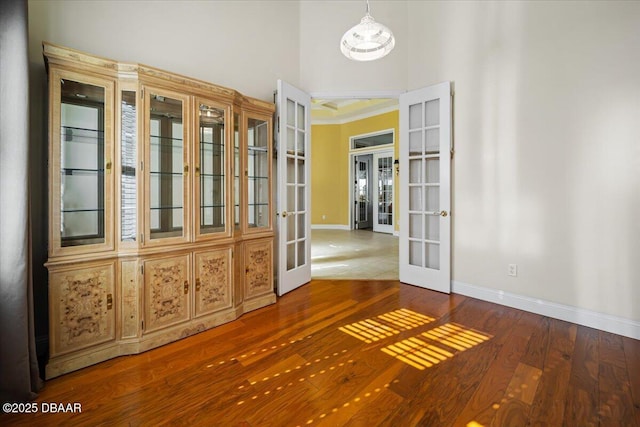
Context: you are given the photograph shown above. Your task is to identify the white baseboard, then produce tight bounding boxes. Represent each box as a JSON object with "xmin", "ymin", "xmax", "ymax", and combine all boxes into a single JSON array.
[
  {"xmin": 311, "ymin": 224, "xmax": 350, "ymax": 230},
  {"xmin": 452, "ymin": 280, "xmax": 640, "ymax": 340}
]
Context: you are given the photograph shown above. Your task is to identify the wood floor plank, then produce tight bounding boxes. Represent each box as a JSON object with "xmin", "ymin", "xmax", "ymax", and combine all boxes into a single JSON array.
[
  {"xmin": 598, "ymin": 331, "xmax": 639, "ymax": 427},
  {"xmin": 565, "ymin": 325, "xmax": 600, "ymax": 427},
  {"xmin": 527, "ymin": 318, "xmax": 578, "ymax": 427},
  {"xmin": 2, "ymin": 280, "xmax": 639, "ymax": 427},
  {"xmin": 453, "ymin": 311, "xmax": 543, "ymax": 427},
  {"xmin": 623, "ymin": 336, "xmax": 640, "ymax": 426}
]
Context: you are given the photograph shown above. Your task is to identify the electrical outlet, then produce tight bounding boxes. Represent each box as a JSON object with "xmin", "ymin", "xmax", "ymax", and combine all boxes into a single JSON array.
[{"xmin": 508, "ymin": 264, "xmax": 518, "ymax": 277}]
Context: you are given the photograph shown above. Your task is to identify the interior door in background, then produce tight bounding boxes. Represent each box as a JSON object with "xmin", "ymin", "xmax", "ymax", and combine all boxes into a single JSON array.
[
  {"xmin": 373, "ymin": 151, "xmax": 394, "ymax": 234},
  {"xmin": 354, "ymin": 154, "xmax": 372, "ymax": 230}
]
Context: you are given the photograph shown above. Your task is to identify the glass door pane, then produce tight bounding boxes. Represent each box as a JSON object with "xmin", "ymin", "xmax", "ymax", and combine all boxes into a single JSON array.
[
  {"xmin": 60, "ymin": 79, "xmax": 106, "ymax": 246},
  {"xmin": 407, "ymin": 99, "xmax": 441, "ymax": 270},
  {"xmin": 373, "ymin": 152, "xmax": 394, "ymax": 234},
  {"xmin": 149, "ymin": 93, "xmax": 184, "ymax": 240},
  {"xmin": 234, "ymin": 112, "xmax": 240, "ymax": 230},
  {"xmin": 284, "ymin": 98, "xmax": 308, "ymax": 271},
  {"xmin": 247, "ymin": 117, "xmax": 269, "ymax": 229},
  {"xmin": 197, "ymin": 103, "xmax": 226, "ymax": 235}
]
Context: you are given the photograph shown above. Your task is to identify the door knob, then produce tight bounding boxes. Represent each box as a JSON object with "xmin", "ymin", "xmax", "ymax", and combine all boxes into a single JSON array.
[
  {"xmin": 440, "ymin": 210, "xmax": 448, "ymax": 217},
  {"xmin": 281, "ymin": 211, "xmax": 288, "ymax": 218}
]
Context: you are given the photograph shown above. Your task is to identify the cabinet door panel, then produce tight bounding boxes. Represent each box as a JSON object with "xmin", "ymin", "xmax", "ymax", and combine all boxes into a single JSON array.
[
  {"xmin": 49, "ymin": 261, "xmax": 116, "ymax": 356},
  {"xmin": 143, "ymin": 87, "xmax": 190, "ymax": 246},
  {"xmin": 143, "ymin": 254, "xmax": 191, "ymax": 333},
  {"xmin": 194, "ymin": 248, "xmax": 233, "ymax": 317},
  {"xmin": 195, "ymin": 99, "xmax": 231, "ymax": 240},
  {"xmin": 244, "ymin": 239, "xmax": 273, "ymax": 299},
  {"xmin": 49, "ymin": 69, "xmax": 115, "ymax": 257},
  {"xmin": 243, "ymin": 114, "xmax": 272, "ymax": 233}
]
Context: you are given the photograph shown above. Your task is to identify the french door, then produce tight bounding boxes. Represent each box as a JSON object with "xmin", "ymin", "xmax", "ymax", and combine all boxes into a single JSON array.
[
  {"xmin": 373, "ymin": 151, "xmax": 394, "ymax": 234},
  {"xmin": 275, "ymin": 80, "xmax": 311, "ymax": 296},
  {"xmin": 399, "ymin": 82, "xmax": 452, "ymax": 293},
  {"xmin": 354, "ymin": 155, "xmax": 372, "ymax": 229}
]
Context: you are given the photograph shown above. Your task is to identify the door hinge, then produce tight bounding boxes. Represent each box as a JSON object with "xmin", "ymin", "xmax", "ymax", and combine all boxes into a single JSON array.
[
  {"xmin": 277, "ymin": 116, "xmax": 280, "ymax": 133},
  {"xmin": 141, "ymin": 88, "xmax": 144, "ymax": 99},
  {"xmin": 140, "ymin": 233, "xmax": 144, "ymax": 244},
  {"xmin": 140, "ymin": 264, "xmax": 144, "ymax": 275},
  {"xmin": 450, "ymin": 149, "xmax": 455, "ymax": 159},
  {"xmin": 141, "ymin": 320, "xmax": 144, "ymax": 331},
  {"xmin": 140, "ymin": 161, "xmax": 144, "ymax": 171}
]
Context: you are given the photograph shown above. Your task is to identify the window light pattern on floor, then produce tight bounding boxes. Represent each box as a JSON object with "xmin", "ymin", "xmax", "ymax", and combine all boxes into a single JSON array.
[
  {"xmin": 381, "ymin": 323, "xmax": 492, "ymax": 370},
  {"xmin": 338, "ymin": 308, "xmax": 435, "ymax": 343}
]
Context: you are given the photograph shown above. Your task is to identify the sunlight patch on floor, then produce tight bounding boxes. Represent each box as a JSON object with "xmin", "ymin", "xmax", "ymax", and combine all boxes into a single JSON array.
[{"xmin": 338, "ymin": 309, "xmax": 436, "ymax": 343}]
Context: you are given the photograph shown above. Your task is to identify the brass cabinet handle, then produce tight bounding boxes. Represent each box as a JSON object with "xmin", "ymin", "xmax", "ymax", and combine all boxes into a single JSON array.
[
  {"xmin": 106, "ymin": 293, "xmax": 113, "ymax": 310},
  {"xmin": 195, "ymin": 165, "xmax": 200, "ymax": 177},
  {"xmin": 184, "ymin": 164, "xmax": 189, "ymax": 176},
  {"xmin": 195, "ymin": 278, "xmax": 201, "ymax": 292},
  {"xmin": 105, "ymin": 160, "xmax": 112, "ymax": 174},
  {"xmin": 183, "ymin": 280, "xmax": 189, "ymax": 294},
  {"xmin": 245, "ymin": 267, "xmax": 250, "ymax": 274},
  {"xmin": 440, "ymin": 210, "xmax": 448, "ymax": 217}
]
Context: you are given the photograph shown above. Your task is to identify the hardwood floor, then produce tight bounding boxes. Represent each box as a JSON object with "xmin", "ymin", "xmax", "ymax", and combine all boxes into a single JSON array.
[{"xmin": 3, "ymin": 280, "xmax": 639, "ymax": 426}]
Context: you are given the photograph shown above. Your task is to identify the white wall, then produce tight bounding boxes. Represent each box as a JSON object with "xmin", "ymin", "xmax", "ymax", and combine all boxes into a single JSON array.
[
  {"xmin": 407, "ymin": 1, "xmax": 640, "ymax": 322},
  {"xmin": 28, "ymin": 0, "xmax": 300, "ymax": 101}
]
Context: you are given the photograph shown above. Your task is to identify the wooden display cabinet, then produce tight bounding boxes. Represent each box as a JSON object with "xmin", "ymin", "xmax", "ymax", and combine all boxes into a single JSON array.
[{"xmin": 44, "ymin": 43, "xmax": 276, "ymax": 378}]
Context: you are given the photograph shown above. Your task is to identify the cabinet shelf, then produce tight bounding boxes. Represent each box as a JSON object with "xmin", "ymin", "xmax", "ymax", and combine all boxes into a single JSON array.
[
  {"xmin": 61, "ymin": 168, "xmax": 103, "ymax": 175},
  {"xmin": 62, "ymin": 208, "xmax": 105, "ymax": 213},
  {"xmin": 149, "ymin": 171, "xmax": 182, "ymax": 176},
  {"xmin": 61, "ymin": 125, "xmax": 103, "ymax": 137}
]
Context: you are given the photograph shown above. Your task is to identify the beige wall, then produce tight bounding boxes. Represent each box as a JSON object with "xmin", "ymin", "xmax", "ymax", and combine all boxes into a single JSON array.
[
  {"xmin": 406, "ymin": 1, "xmax": 640, "ymax": 321},
  {"xmin": 28, "ymin": 0, "xmax": 300, "ymax": 101}
]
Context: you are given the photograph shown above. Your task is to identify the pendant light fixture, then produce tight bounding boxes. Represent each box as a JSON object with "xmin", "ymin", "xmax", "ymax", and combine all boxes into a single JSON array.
[{"xmin": 340, "ymin": 0, "xmax": 395, "ymax": 61}]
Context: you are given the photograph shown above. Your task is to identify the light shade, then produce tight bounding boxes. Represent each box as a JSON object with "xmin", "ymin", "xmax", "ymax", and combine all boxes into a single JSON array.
[{"xmin": 340, "ymin": 12, "xmax": 395, "ymax": 61}]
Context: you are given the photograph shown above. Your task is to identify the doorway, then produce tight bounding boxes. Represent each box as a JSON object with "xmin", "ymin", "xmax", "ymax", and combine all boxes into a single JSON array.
[{"xmin": 310, "ymin": 97, "xmax": 399, "ymax": 279}]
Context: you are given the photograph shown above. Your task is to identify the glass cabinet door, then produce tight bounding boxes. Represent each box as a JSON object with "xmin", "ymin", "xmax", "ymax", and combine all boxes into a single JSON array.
[
  {"xmin": 195, "ymin": 100, "xmax": 230, "ymax": 239},
  {"xmin": 50, "ymin": 70, "xmax": 114, "ymax": 255},
  {"xmin": 144, "ymin": 88, "xmax": 190, "ymax": 245},
  {"xmin": 244, "ymin": 114, "xmax": 271, "ymax": 231},
  {"xmin": 234, "ymin": 112, "xmax": 240, "ymax": 231}
]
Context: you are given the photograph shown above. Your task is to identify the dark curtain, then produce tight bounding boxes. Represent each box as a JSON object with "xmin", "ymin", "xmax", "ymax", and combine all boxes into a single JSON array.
[{"xmin": 0, "ymin": 0, "xmax": 43, "ymax": 401}]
